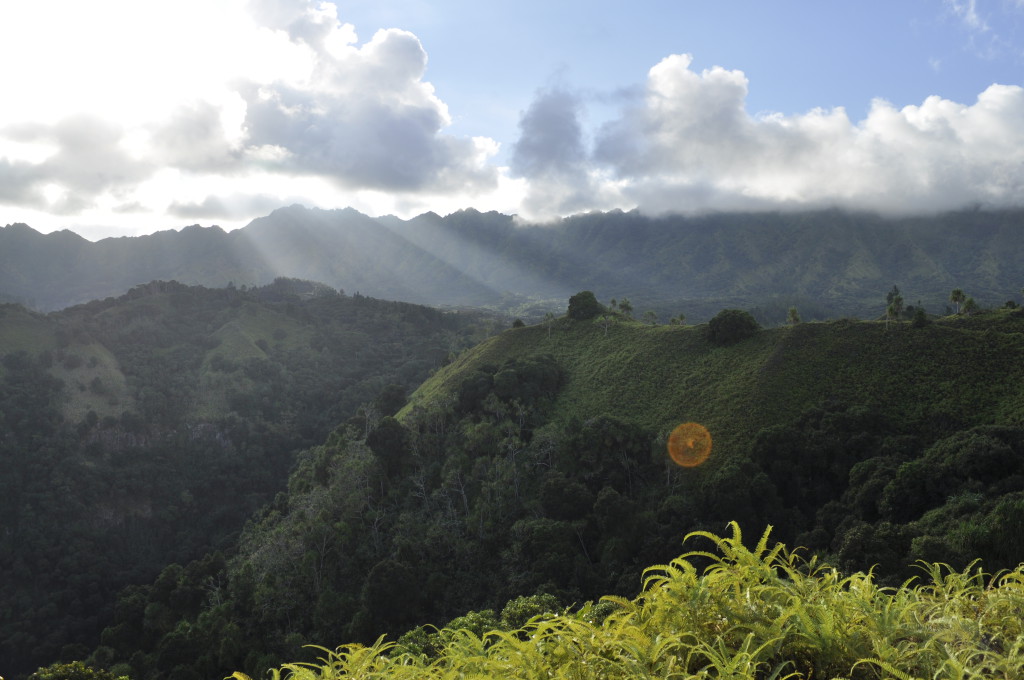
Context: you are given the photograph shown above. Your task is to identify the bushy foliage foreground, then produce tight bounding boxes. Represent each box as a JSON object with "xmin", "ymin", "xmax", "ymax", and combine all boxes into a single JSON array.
[{"xmin": 247, "ymin": 523, "xmax": 1024, "ymax": 680}]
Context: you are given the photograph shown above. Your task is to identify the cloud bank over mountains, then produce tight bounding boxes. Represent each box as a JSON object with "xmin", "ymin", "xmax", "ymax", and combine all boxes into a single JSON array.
[
  {"xmin": 522, "ymin": 54, "xmax": 1024, "ymax": 218},
  {"xmin": 0, "ymin": 0, "xmax": 1023, "ymax": 237}
]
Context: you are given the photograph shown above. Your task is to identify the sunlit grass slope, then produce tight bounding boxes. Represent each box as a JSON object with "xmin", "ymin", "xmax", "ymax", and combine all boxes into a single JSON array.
[
  {"xmin": 251, "ymin": 523, "xmax": 1024, "ymax": 680},
  {"xmin": 0, "ymin": 304, "xmax": 134, "ymax": 420},
  {"xmin": 404, "ymin": 308, "xmax": 1024, "ymax": 460},
  {"xmin": 195, "ymin": 301, "xmax": 316, "ymax": 418},
  {"xmin": 0, "ymin": 303, "xmax": 56, "ymax": 353}
]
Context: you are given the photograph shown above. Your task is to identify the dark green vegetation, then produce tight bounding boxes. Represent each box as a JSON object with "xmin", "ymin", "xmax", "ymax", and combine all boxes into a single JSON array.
[
  {"xmin": 0, "ymin": 279, "xmax": 496, "ymax": 678},
  {"xmin": 254, "ymin": 525, "xmax": 1024, "ymax": 680},
  {"xmin": 73, "ymin": 302, "xmax": 1024, "ymax": 680},
  {"xmin": 4, "ymin": 207, "xmax": 1024, "ymax": 322},
  {"xmin": 706, "ymin": 308, "xmax": 760, "ymax": 345}
]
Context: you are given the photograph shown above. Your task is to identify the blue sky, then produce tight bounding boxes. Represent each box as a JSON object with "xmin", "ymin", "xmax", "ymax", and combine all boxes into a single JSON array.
[
  {"xmin": 356, "ymin": 1, "xmax": 1023, "ymax": 138},
  {"xmin": 1, "ymin": 0, "xmax": 1023, "ymax": 239}
]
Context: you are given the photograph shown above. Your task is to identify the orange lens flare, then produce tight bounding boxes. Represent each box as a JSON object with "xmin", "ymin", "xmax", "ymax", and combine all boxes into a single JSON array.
[{"xmin": 667, "ymin": 422, "xmax": 712, "ymax": 467}]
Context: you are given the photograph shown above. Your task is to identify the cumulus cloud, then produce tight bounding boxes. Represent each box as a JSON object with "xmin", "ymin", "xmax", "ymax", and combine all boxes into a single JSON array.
[
  {"xmin": 0, "ymin": 115, "xmax": 153, "ymax": 212},
  {"xmin": 239, "ymin": 26, "xmax": 496, "ymax": 192},
  {"xmin": 511, "ymin": 53, "xmax": 1024, "ymax": 219},
  {"xmin": 510, "ymin": 87, "xmax": 614, "ymax": 217},
  {"xmin": 0, "ymin": 0, "xmax": 500, "ymax": 233},
  {"xmin": 150, "ymin": 100, "xmax": 246, "ymax": 172},
  {"xmin": 2, "ymin": 0, "xmax": 1023, "ymax": 236}
]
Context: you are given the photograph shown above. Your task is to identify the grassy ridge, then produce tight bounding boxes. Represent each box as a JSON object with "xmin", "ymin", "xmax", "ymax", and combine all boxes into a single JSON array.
[{"xmin": 405, "ymin": 309, "xmax": 1024, "ymax": 462}]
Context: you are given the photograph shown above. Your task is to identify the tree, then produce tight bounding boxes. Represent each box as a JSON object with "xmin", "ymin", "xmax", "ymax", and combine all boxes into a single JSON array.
[
  {"xmin": 669, "ymin": 314, "xmax": 686, "ymax": 326},
  {"xmin": 617, "ymin": 298, "xmax": 633, "ymax": 319},
  {"xmin": 950, "ymin": 288, "xmax": 966, "ymax": 314},
  {"xmin": 596, "ymin": 314, "xmax": 616, "ymax": 336},
  {"xmin": 543, "ymin": 311, "xmax": 556, "ymax": 338},
  {"xmin": 911, "ymin": 307, "xmax": 930, "ymax": 328},
  {"xmin": 786, "ymin": 307, "xmax": 800, "ymax": 325},
  {"xmin": 886, "ymin": 285, "xmax": 902, "ymax": 306},
  {"xmin": 707, "ymin": 309, "xmax": 760, "ymax": 345},
  {"xmin": 963, "ymin": 296, "xmax": 978, "ymax": 315},
  {"xmin": 367, "ymin": 416, "xmax": 409, "ymax": 478},
  {"xmin": 886, "ymin": 286, "xmax": 904, "ymax": 322},
  {"xmin": 567, "ymin": 291, "xmax": 603, "ymax": 320},
  {"xmin": 642, "ymin": 310, "xmax": 658, "ymax": 325},
  {"xmin": 374, "ymin": 384, "xmax": 407, "ymax": 417},
  {"xmin": 29, "ymin": 661, "xmax": 128, "ymax": 680}
]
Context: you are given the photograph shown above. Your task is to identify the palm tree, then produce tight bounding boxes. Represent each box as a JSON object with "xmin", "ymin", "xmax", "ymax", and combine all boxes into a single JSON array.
[
  {"xmin": 543, "ymin": 312, "xmax": 555, "ymax": 338},
  {"xmin": 891, "ymin": 293, "xmax": 904, "ymax": 321},
  {"xmin": 886, "ymin": 303, "xmax": 897, "ymax": 329},
  {"xmin": 950, "ymin": 288, "xmax": 966, "ymax": 314}
]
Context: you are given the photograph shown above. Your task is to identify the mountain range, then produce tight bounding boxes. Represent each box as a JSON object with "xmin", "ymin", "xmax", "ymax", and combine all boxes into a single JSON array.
[{"xmin": 3, "ymin": 206, "xmax": 1023, "ymax": 321}]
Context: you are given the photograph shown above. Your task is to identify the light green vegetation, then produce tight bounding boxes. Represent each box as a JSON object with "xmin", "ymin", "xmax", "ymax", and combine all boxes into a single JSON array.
[
  {"xmin": 50, "ymin": 341, "xmax": 133, "ymax": 422},
  {"xmin": 253, "ymin": 524, "xmax": 1024, "ymax": 680},
  {"xmin": 405, "ymin": 307, "xmax": 1024, "ymax": 460},
  {"xmin": 0, "ymin": 304, "xmax": 56, "ymax": 354},
  {"xmin": 195, "ymin": 302, "xmax": 316, "ymax": 419}
]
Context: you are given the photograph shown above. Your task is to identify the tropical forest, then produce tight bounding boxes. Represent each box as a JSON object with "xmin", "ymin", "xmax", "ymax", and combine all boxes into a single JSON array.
[{"xmin": 2, "ymin": 209, "xmax": 1024, "ymax": 680}]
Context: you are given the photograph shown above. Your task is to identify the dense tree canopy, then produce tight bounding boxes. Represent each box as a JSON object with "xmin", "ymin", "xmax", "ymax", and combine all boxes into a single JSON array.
[
  {"xmin": 8, "ymin": 290, "xmax": 1024, "ymax": 680},
  {"xmin": 566, "ymin": 291, "xmax": 604, "ymax": 320},
  {"xmin": 0, "ymin": 281, "xmax": 497, "ymax": 678},
  {"xmin": 707, "ymin": 308, "xmax": 760, "ymax": 345}
]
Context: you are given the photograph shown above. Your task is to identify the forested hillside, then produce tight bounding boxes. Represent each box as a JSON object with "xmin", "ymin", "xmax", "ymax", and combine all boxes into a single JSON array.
[
  {"xmin": 82, "ymin": 300, "xmax": 1024, "ymax": 680},
  {"xmin": 3, "ymin": 207, "xmax": 1024, "ymax": 322},
  {"xmin": 0, "ymin": 279, "xmax": 498, "ymax": 677}
]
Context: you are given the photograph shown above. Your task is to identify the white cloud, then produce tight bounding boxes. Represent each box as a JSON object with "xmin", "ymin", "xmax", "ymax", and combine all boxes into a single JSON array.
[
  {"xmin": 509, "ymin": 87, "xmax": 618, "ymax": 218},
  {"xmin": 947, "ymin": 0, "xmax": 990, "ymax": 32},
  {"xmin": 238, "ymin": 26, "xmax": 498, "ymax": 192},
  {"xmin": 510, "ymin": 54, "xmax": 1024, "ymax": 219},
  {"xmin": 0, "ymin": 0, "xmax": 502, "ymax": 235},
  {"xmin": 1, "ymin": 1, "xmax": 1023, "ymax": 237}
]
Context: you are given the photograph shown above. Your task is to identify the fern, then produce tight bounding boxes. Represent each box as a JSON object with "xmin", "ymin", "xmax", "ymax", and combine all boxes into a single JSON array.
[{"xmin": 248, "ymin": 525, "xmax": 1024, "ymax": 680}]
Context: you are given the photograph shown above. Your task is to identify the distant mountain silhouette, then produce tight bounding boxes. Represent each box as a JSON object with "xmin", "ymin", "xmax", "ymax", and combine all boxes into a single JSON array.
[{"xmin": 3, "ymin": 205, "xmax": 1023, "ymax": 319}]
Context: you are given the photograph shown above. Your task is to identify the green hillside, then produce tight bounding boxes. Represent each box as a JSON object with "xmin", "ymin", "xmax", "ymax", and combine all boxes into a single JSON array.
[
  {"xmin": 0, "ymin": 280, "xmax": 498, "ymax": 679},
  {"xmin": 89, "ymin": 300, "xmax": 1024, "ymax": 680},
  {"xmin": 406, "ymin": 308, "xmax": 1024, "ymax": 455}
]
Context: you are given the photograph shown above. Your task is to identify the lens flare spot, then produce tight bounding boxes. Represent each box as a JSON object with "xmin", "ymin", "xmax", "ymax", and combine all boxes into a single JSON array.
[{"xmin": 668, "ymin": 422, "xmax": 712, "ymax": 467}]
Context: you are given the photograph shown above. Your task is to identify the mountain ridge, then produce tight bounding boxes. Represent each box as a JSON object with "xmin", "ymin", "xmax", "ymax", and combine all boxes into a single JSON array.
[{"xmin": 2, "ymin": 206, "xmax": 1023, "ymax": 320}]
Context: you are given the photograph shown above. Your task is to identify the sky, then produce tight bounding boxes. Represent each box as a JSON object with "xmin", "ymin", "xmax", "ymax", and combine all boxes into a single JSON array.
[{"xmin": 2, "ymin": 1, "xmax": 1024, "ymax": 240}]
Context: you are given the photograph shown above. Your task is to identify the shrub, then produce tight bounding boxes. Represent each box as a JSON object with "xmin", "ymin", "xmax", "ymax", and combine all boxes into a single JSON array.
[
  {"xmin": 707, "ymin": 309, "xmax": 760, "ymax": 345},
  {"xmin": 567, "ymin": 291, "xmax": 604, "ymax": 321}
]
